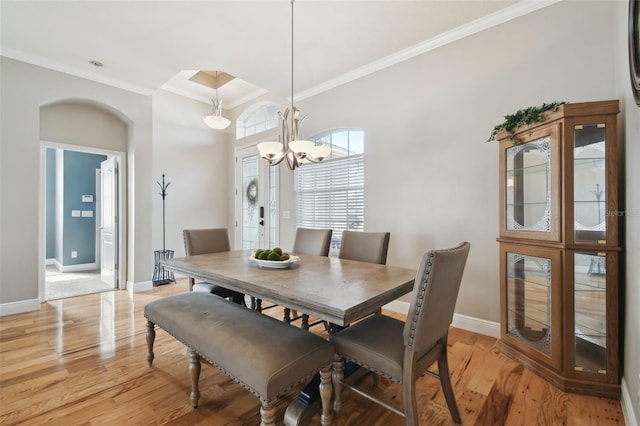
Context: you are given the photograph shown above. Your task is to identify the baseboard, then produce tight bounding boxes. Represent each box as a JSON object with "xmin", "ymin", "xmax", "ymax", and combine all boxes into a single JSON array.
[
  {"xmin": 621, "ymin": 377, "xmax": 639, "ymax": 426},
  {"xmin": 45, "ymin": 258, "xmax": 56, "ymax": 266},
  {"xmin": 59, "ymin": 262, "xmax": 97, "ymax": 273},
  {"xmin": 128, "ymin": 280, "xmax": 153, "ymax": 293},
  {"xmin": 383, "ymin": 300, "xmax": 501, "ymax": 338},
  {"xmin": 452, "ymin": 313, "xmax": 501, "ymax": 338},
  {"xmin": 0, "ymin": 298, "xmax": 40, "ymax": 317},
  {"xmin": 383, "ymin": 299, "xmax": 410, "ymax": 315}
]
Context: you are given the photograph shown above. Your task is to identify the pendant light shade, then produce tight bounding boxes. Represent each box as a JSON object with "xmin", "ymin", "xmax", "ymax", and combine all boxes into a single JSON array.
[{"xmin": 203, "ymin": 72, "xmax": 231, "ymax": 130}]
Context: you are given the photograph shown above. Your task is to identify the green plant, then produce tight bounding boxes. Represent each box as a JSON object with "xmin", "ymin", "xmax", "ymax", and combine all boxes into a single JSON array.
[{"xmin": 487, "ymin": 101, "xmax": 567, "ymax": 145}]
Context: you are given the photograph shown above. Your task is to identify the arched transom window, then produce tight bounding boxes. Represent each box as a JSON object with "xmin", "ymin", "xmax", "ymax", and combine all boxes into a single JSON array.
[{"xmin": 236, "ymin": 102, "xmax": 278, "ymax": 139}]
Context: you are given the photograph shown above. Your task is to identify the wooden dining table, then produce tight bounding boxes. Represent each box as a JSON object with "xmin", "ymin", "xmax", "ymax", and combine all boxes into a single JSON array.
[
  {"xmin": 162, "ymin": 249, "xmax": 416, "ymax": 327},
  {"xmin": 161, "ymin": 249, "xmax": 417, "ymax": 424}
]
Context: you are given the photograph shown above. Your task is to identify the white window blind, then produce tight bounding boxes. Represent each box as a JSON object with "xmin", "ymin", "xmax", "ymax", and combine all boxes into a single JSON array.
[{"xmin": 295, "ymin": 154, "xmax": 364, "ymax": 255}]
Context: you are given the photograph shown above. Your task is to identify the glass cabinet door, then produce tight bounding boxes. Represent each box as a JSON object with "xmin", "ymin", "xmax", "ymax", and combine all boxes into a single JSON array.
[
  {"xmin": 500, "ymin": 123, "xmax": 560, "ymax": 241},
  {"xmin": 573, "ymin": 252, "xmax": 608, "ymax": 374},
  {"xmin": 573, "ymin": 124, "xmax": 607, "ymax": 244},
  {"xmin": 506, "ymin": 252, "xmax": 553, "ymax": 356},
  {"xmin": 505, "ymin": 137, "xmax": 551, "ymax": 233}
]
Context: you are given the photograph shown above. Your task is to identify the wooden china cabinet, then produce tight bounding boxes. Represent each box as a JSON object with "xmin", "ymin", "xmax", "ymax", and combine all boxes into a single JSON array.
[{"xmin": 497, "ymin": 100, "xmax": 621, "ymax": 399}]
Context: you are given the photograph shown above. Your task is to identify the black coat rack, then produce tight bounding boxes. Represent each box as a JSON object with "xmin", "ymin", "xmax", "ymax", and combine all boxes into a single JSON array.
[{"xmin": 152, "ymin": 174, "xmax": 175, "ymax": 285}]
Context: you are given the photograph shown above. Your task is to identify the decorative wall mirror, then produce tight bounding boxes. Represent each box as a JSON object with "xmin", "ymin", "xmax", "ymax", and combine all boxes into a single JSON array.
[{"xmin": 630, "ymin": 0, "xmax": 640, "ymax": 105}]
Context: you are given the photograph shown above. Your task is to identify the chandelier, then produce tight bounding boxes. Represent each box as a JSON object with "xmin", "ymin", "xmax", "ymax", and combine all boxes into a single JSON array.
[
  {"xmin": 203, "ymin": 71, "xmax": 231, "ymax": 130},
  {"xmin": 257, "ymin": 0, "xmax": 330, "ymax": 170}
]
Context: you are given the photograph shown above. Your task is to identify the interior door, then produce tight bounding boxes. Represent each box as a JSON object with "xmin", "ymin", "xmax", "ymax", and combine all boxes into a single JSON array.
[
  {"xmin": 235, "ymin": 146, "xmax": 278, "ymax": 250},
  {"xmin": 100, "ymin": 157, "xmax": 118, "ymax": 287}
]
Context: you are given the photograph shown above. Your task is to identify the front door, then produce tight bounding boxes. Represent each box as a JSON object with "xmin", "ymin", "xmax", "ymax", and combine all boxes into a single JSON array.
[
  {"xmin": 100, "ymin": 157, "xmax": 118, "ymax": 287},
  {"xmin": 235, "ymin": 146, "xmax": 278, "ymax": 250}
]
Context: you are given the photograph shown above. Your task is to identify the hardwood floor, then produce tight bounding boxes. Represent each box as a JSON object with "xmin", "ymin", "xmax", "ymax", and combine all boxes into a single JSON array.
[{"xmin": 0, "ymin": 279, "xmax": 624, "ymax": 425}]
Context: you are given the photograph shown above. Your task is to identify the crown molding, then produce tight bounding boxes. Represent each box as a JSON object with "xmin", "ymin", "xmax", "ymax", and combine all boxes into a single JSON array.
[
  {"xmin": 1, "ymin": 48, "xmax": 155, "ymax": 96},
  {"xmin": 295, "ymin": 0, "xmax": 563, "ymax": 102},
  {"xmin": 1, "ymin": 0, "xmax": 562, "ymax": 103}
]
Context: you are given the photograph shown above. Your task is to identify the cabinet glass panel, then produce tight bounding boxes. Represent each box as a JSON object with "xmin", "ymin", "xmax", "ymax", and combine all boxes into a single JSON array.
[
  {"xmin": 505, "ymin": 137, "xmax": 551, "ymax": 232},
  {"xmin": 506, "ymin": 252, "xmax": 552, "ymax": 356},
  {"xmin": 574, "ymin": 252, "xmax": 607, "ymax": 373},
  {"xmin": 574, "ymin": 124, "xmax": 606, "ymax": 243}
]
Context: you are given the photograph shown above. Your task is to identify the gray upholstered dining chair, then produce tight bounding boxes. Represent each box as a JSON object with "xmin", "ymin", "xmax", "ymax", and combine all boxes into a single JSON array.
[
  {"xmin": 330, "ymin": 241, "xmax": 471, "ymax": 425},
  {"xmin": 335, "ymin": 230, "xmax": 391, "ymax": 321},
  {"xmin": 293, "ymin": 227, "xmax": 333, "ymax": 257},
  {"xmin": 284, "ymin": 228, "xmax": 333, "ymax": 327},
  {"xmin": 183, "ymin": 228, "xmax": 246, "ymax": 306},
  {"xmin": 339, "ymin": 230, "xmax": 390, "ymax": 265}
]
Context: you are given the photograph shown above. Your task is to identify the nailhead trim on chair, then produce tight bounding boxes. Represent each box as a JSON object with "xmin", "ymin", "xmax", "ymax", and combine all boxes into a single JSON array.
[
  {"xmin": 336, "ymin": 354, "xmax": 401, "ymax": 383},
  {"xmin": 406, "ymin": 252, "xmax": 434, "ymax": 348}
]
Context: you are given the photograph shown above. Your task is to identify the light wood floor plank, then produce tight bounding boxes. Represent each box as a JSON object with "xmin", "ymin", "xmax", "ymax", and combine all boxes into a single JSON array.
[{"xmin": 0, "ymin": 279, "xmax": 624, "ymax": 425}]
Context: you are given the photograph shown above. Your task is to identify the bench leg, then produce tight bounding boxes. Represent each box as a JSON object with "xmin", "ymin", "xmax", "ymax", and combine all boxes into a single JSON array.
[
  {"xmin": 188, "ymin": 349, "xmax": 201, "ymax": 408},
  {"xmin": 319, "ymin": 364, "xmax": 333, "ymax": 426},
  {"xmin": 145, "ymin": 321, "xmax": 155, "ymax": 366},
  {"xmin": 260, "ymin": 400, "xmax": 277, "ymax": 426}
]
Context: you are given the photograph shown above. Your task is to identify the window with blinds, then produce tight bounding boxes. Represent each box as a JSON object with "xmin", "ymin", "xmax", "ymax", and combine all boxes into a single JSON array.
[{"xmin": 295, "ymin": 129, "xmax": 364, "ymax": 256}]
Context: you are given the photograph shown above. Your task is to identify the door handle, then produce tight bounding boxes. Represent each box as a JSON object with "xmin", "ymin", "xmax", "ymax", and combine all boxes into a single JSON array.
[{"xmin": 259, "ymin": 206, "xmax": 264, "ymax": 226}]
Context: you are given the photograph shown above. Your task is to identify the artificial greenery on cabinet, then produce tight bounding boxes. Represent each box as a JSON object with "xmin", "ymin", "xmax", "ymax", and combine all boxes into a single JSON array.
[{"xmin": 487, "ymin": 101, "xmax": 567, "ymax": 145}]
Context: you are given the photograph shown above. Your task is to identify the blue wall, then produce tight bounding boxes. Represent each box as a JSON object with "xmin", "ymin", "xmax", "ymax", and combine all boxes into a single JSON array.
[
  {"xmin": 62, "ymin": 151, "xmax": 107, "ymax": 265},
  {"xmin": 45, "ymin": 148, "xmax": 56, "ymax": 259}
]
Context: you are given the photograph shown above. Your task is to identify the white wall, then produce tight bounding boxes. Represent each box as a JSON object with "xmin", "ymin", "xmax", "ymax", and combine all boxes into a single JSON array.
[
  {"xmin": 0, "ymin": 56, "xmax": 153, "ymax": 305},
  {"xmin": 613, "ymin": 0, "xmax": 640, "ymax": 422},
  {"xmin": 151, "ymin": 90, "xmax": 230, "ymax": 256}
]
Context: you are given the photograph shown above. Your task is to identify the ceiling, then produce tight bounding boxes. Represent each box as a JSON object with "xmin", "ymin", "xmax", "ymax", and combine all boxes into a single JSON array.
[{"xmin": 1, "ymin": 1, "xmax": 556, "ymax": 110}]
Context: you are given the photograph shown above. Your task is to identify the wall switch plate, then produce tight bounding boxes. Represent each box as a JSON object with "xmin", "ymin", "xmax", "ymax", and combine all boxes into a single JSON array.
[
  {"xmin": 71, "ymin": 210, "xmax": 81, "ymax": 217},
  {"xmin": 81, "ymin": 210, "xmax": 93, "ymax": 217},
  {"xmin": 71, "ymin": 251, "xmax": 77, "ymax": 258}
]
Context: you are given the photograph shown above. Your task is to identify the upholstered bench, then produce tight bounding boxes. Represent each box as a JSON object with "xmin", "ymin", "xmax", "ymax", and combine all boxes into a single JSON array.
[{"xmin": 144, "ymin": 292, "xmax": 334, "ymax": 426}]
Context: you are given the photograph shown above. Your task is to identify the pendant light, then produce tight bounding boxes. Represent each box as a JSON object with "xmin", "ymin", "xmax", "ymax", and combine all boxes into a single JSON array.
[{"xmin": 203, "ymin": 71, "xmax": 231, "ymax": 130}]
